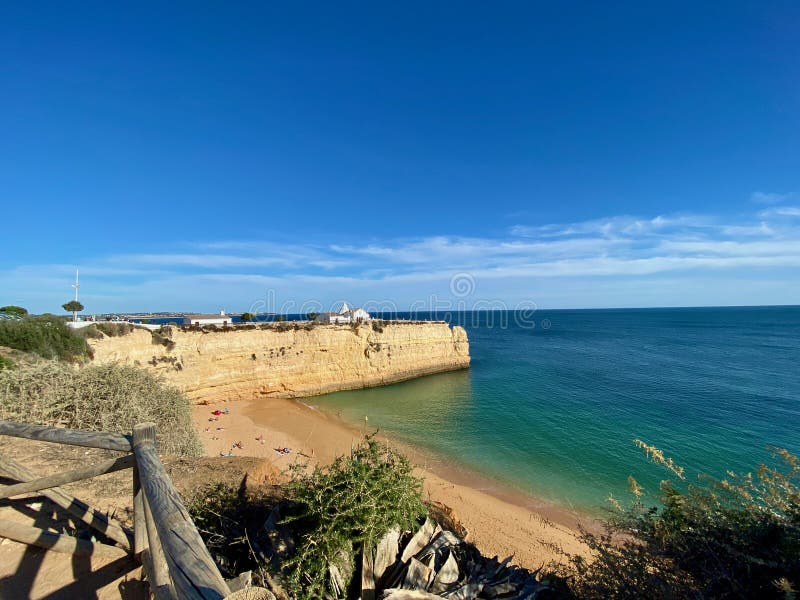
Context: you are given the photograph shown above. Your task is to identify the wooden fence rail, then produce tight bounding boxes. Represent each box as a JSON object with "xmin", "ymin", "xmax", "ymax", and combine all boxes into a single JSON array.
[{"xmin": 0, "ymin": 419, "xmax": 232, "ymax": 600}]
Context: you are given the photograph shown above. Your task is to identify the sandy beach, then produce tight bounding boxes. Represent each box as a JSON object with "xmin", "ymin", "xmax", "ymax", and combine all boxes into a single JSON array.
[{"xmin": 192, "ymin": 397, "xmax": 591, "ymax": 569}]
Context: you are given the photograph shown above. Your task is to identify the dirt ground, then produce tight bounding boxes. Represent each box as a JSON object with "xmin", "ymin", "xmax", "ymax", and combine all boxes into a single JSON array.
[{"xmin": 0, "ymin": 436, "xmax": 271, "ymax": 600}]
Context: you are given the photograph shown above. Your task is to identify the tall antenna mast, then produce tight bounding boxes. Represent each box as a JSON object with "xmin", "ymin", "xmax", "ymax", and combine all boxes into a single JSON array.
[{"xmin": 72, "ymin": 268, "xmax": 80, "ymax": 302}]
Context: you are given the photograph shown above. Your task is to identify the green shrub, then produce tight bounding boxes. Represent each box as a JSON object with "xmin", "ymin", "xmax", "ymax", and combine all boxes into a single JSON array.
[
  {"xmin": 282, "ymin": 437, "xmax": 427, "ymax": 599},
  {"xmin": 151, "ymin": 327, "xmax": 176, "ymax": 350},
  {"xmin": 560, "ymin": 441, "xmax": 800, "ymax": 600},
  {"xmin": 187, "ymin": 482, "xmax": 280, "ymax": 582},
  {"xmin": 0, "ymin": 362, "xmax": 202, "ymax": 457},
  {"xmin": 0, "ymin": 305, "xmax": 28, "ymax": 317},
  {"xmin": 0, "ymin": 355, "xmax": 15, "ymax": 370},
  {"xmin": 62, "ymin": 300, "xmax": 84, "ymax": 313},
  {"xmin": 0, "ymin": 314, "xmax": 90, "ymax": 362}
]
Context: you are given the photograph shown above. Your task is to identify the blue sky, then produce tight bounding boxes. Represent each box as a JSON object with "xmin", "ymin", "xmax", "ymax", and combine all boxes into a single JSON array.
[{"xmin": 2, "ymin": 2, "xmax": 799, "ymax": 313}]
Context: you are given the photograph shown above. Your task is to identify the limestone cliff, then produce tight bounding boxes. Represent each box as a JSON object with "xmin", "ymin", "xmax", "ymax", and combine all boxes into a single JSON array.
[{"xmin": 88, "ymin": 322, "xmax": 470, "ymax": 404}]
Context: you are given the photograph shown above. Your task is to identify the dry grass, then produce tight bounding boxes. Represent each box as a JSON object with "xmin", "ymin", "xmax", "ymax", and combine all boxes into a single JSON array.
[{"xmin": 0, "ymin": 361, "xmax": 202, "ymax": 457}]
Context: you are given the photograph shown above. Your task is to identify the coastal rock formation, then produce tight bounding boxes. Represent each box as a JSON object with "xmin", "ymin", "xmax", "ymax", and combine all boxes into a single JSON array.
[{"xmin": 88, "ymin": 322, "xmax": 470, "ymax": 404}]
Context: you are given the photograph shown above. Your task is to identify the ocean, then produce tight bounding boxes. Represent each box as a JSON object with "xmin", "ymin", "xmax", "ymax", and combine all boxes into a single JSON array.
[{"xmin": 308, "ymin": 307, "xmax": 800, "ymax": 514}]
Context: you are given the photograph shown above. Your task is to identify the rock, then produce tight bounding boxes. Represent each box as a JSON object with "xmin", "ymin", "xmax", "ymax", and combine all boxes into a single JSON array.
[
  {"xmin": 362, "ymin": 546, "xmax": 376, "ymax": 600},
  {"xmin": 88, "ymin": 323, "xmax": 470, "ymax": 404},
  {"xmin": 381, "ymin": 591, "xmax": 446, "ymax": 600},
  {"xmin": 224, "ymin": 587, "xmax": 276, "ymax": 600},
  {"xmin": 226, "ymin": 571, "xmax": 252, "ymax": 593},
  {"xmin": 401, "ymin": 518, "xmax": 440, "ymax": 563},
  {"xmin": 374, "ymin": 526, "xmax": 401, "ymax": 585},
  {"xmin": 430, "ymin": 551, "xmax": 460, "ymax": 594},
  {"xmin": 402, "ymin": 558, "xmax": 433, "ymax": 591},
  {"xmin": 373, "ymin": 518, "xmax": 547, "ymax": 600},
  {"xmin": 441, "ymin": 583, "xmax": 483, "ymax": 599}
]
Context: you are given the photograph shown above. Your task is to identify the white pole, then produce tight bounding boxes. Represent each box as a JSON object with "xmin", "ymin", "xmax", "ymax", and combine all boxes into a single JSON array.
[{"xmin": 71, "ymin": 268, "xmax": 80, "ymax": 322}]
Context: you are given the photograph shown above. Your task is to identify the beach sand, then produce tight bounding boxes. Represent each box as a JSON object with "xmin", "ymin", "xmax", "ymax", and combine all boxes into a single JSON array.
[{"xmin": 193, "ymin": 397, "xmax": 591, "ymax": 569}]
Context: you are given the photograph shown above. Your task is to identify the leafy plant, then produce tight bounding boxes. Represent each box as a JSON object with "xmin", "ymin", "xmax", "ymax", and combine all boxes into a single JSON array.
[
  {"xmin": 187, "ymin": 482, "xmax": 280, "ymax": 582},
  {"xmin": 0, "ymin": 305, "xmax": 28, "ymax": 317},
  {"xmin": 0, "ymin": 354, "xmax": 15, "ymax": 370},
  {"xmin": 62, "ymin": 300, "xmax": 84, "ymax": 313},
  {"xmin": 0, "ymin": 314, "xmax": 91, "ymax": 362},
  {"xmin": 560, "ymin": 442, "xmax": 800, "ymax": 600},
  {"xmin": 240, "ymin": 312, "xmax": 255, "ymax": 322},
  {"xmin": 282, "ymin": 437, "xmax": 427, "ymax": 599}
]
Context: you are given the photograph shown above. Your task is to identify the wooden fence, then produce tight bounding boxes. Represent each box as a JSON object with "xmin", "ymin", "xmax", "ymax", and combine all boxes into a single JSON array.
[{"xmin": 0, "ymin": 420, "xmax": 232, "ymax": 599}]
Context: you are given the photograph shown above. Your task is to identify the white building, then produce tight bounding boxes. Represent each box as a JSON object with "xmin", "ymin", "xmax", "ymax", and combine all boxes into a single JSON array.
[
  {"xmin": 183, "ymin": 310, "xmax": 231, "ymax": 326},
  {"xmin": 316, "ymin": 302, "xmax": 371, "ymax": 324}
]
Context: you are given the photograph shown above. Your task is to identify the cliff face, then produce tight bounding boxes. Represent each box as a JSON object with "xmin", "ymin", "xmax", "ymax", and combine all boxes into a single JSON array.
[{"xmin": 88, "ymin": 322, "xmax": 470, "ymax": 404}]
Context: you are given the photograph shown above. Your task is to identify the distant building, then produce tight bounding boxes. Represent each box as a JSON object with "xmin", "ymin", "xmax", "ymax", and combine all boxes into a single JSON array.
[
  {"xmin": 316, "ymin": 302, "xmax": 371, "ymax": 324},
  {"xmin": 184, "ymin": 310, "xmax": 231, "ymax": 326}
]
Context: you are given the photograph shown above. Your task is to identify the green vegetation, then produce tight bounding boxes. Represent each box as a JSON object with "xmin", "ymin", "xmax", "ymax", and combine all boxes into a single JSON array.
[
  {"xmin": 558, "ymin": 441, "xmax": 800, "ymax": 600},
  {"xmin": 306, "ymin": 312, "xmax": 318, "ymax": 321},
  {"xmin": 188, "ymin": 438, "xmax": 427, "ymax": 599},
  {"xmin": 0, "ymin": 362, "xmax": 202, "ymax": 456},
  {"xmin": 62, "ymin": 300, "xmax": 84, "ymax": 313},
  {"xmin": 0, "ymin": 355, "xmax": 15, "ymax": 370},
  {"xmin": 282, "ymin": 437, "xmax": 426, "ymax": 599},
  {"xmin": 94, "ymin": 322, "xmax": 135, "ymax": 337},
  {"xmin": 0, "ymin": 305, "xmax": 28, "ymax": 317},
  {"xmin": 151, "ymin": 326, "xmax": 176, "ymax": 350},
  {"xmin": 240, "ymin": 312, "xmax": 255, "ymax": 322},
  {"xmin": 76, "ymin": 325, "xmax": 104, "ymax": 340},
  {"xmin": 0, "ymin": 314, "xmax": 90, "ymax": 362},
  {"xmin": 187, "ymin": 482, "xmax": 279, "ymax": 584}
]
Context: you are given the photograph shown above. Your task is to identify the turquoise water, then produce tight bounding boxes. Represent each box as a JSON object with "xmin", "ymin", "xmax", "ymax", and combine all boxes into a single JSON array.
[{"xmin": 309, "ymin": 307, "xmax": 800, "ymax": 513}]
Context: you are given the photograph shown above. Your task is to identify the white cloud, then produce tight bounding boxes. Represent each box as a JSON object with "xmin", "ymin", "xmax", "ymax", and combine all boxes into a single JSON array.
[
  {"xmin": 4, "ymin": 204, "xmax": 800, "ymax": 312},
  {"xmin": 750, "ymin": 191, "xmax": 792, "ymax": 205}
]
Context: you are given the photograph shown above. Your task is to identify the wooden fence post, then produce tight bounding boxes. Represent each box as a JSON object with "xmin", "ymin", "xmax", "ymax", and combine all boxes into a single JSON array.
[
  {"xmin": 132, "ymin": 422, "xmax": 230, "ymax": 599},
  {"xmin": 133, "ymin": 464, "xmax": 148, "ymax": 555},
  {"xmin": 132, "ymin": 424, "xmax": 174, "ymax": 598}
]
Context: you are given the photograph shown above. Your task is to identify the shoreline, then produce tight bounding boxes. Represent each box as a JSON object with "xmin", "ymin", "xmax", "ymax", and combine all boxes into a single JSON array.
[
  {"xmin": 298, "ymin": 398, "xmax": 594, "ymax": 530},
  {"xmin": 192, "ymin": 396, "xmax": 592, "ymax": 569}
]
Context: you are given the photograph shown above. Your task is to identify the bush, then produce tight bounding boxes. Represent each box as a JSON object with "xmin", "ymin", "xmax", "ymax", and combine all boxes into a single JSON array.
[
  {"xmin": 94, "ymin": 322, "xmax": 135, "ymax": 337},
  {"xmin": 187, "ymin": 482, "xmax": 280, "ymax": 582},
  {"xmin": 151, "ymin": 327, "xmax": 176, "ymax": 350},
  {"xmin": 62, "ymin": 300, "xmax": 84, "ymax": 313},
  {"xmin": 76, "ymin": 325, "xmax": 104, "ymax": 340},
  {"xmin": 0, "ymin": 362, "xmax": 202, "ymax": 457},
  {"xmin": 282, "ymin": 437, "xmax": 427, "ymax": 599},
  {"xmin": 0, "ymin": 305, "xmax": 28, "ymax": 317},
  {"xmin": 0, "ymin": 355, "xmax": 14, "ymax": 370},
  {"xmin": 559, "ymin": 441, "xmax": 800, "ymax": 600},
  {"xmin": 0, "ymin": 314, "xmax": 90, "ymax": 362}
]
